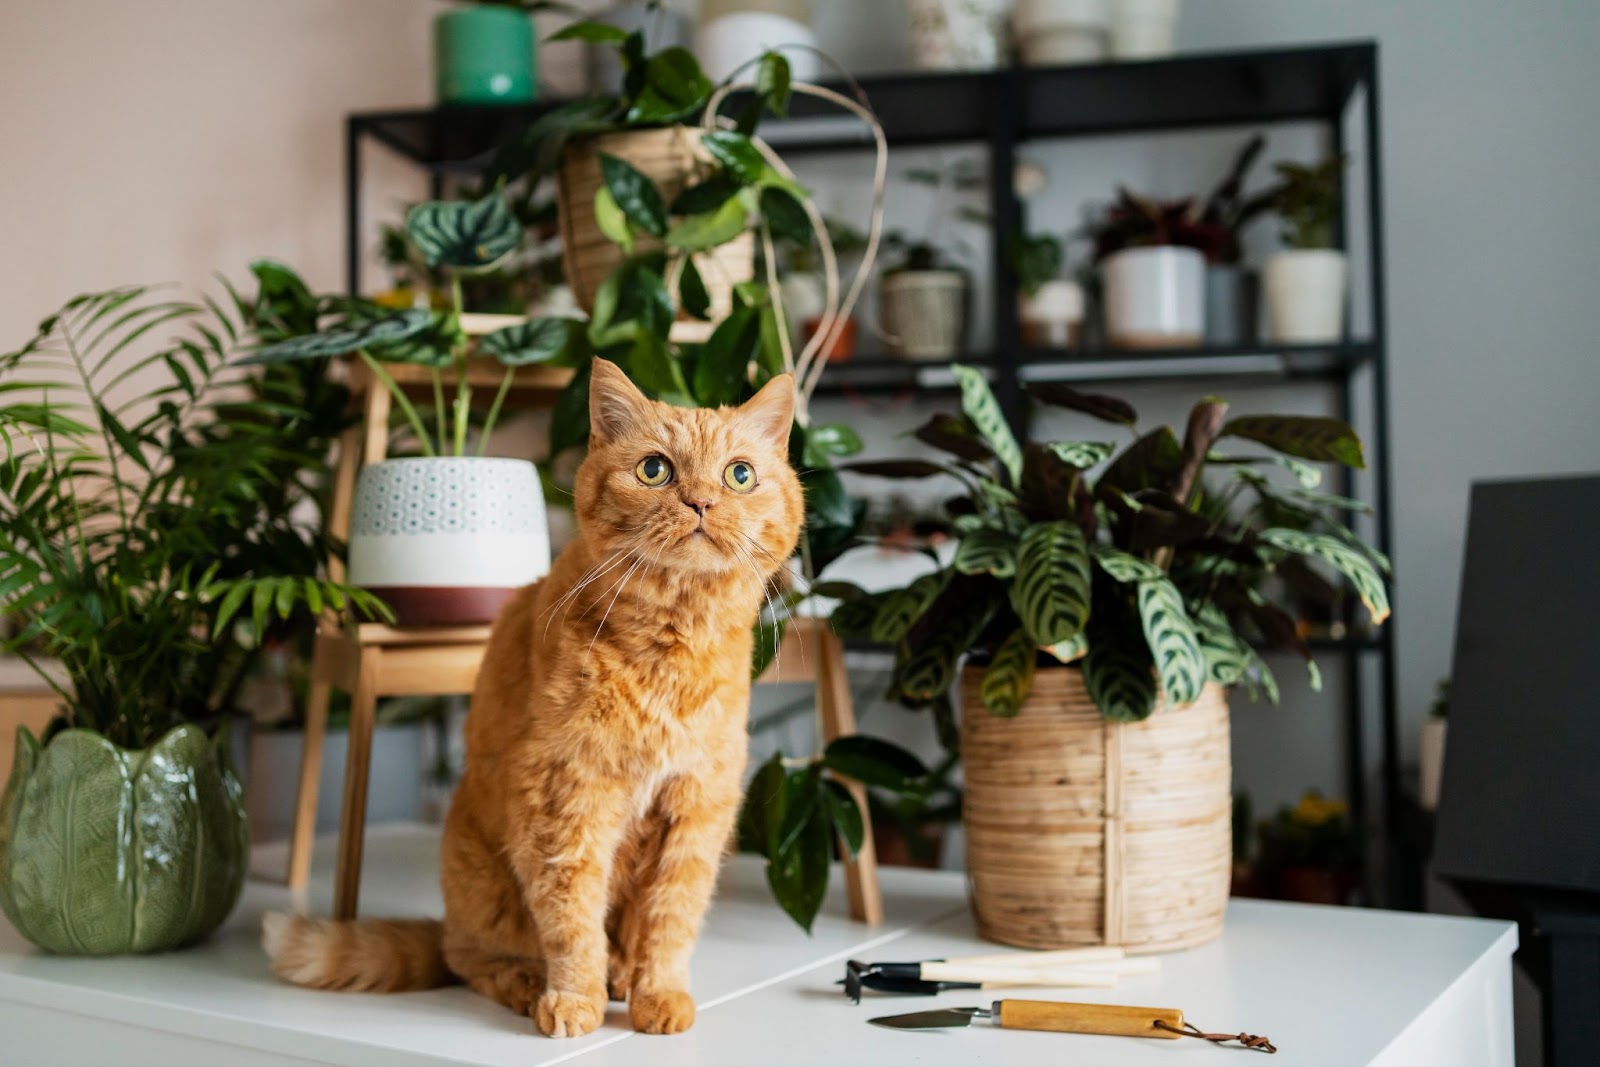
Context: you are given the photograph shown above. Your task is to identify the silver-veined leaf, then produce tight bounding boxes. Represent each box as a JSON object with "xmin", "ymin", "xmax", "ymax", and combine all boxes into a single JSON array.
[
  {"xmin": 478, "ymin": 317, "xmax": 580, "ymax": 367},
  {"xmin": 1090, "ymin": 544, "xmax": 1163, "ymax": 583},
  {"xmin": 979, "ymin": 627, "xmax": 1036, "ymax": 717},
  {"xmin": 1258, "ymin": 527, "xmax": 1391, "ymax": 624},
  {"xmin": 953, "ymin": 528, "xmax": 1017, "ymax": 578},
  {"xmin": 406, "ymin": 194, "xmax": 521, "ymax": 270},
  {"xmin": 237, "ymin": 309, "xmax": 433, "ymax": 364},
  {"xmin": 1084, "ymin": 640, "xmax": 1158, "ymax": 722},
  {"xmin": 1010, "ymin": 520, "xmax": 1090, "ymax": 645},
  {"xmin": 1136, "ymin": 577, "xmax": 1206, "ymax": 706},
  {"xmin": 951, "ymin": 364, "xmax": 1022, "ymax": 485}
]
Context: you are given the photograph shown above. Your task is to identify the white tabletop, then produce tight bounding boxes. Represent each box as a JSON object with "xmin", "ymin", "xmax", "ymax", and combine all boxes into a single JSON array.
[{"xmin": 0, "ymin": 823, "xmax": 1517, "ymax": 1067}]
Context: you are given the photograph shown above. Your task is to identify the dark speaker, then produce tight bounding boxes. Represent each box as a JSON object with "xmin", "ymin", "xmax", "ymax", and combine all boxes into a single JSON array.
[{"xmin": 1431, "ymin": 474, "xmax": 1600, "ymax": 896}]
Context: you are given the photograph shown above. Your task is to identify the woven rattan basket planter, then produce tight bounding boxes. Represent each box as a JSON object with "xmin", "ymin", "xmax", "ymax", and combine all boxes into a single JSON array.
[
  {"xmin": 961, "ymin": 666, "xmax": 1231, "ymax": 953},
  {"xmin": 557, "ymin": 126, "xmax": 755, "ymax": 320}
]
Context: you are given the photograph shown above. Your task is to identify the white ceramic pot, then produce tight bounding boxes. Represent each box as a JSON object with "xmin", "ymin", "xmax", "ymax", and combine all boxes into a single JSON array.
[
  {"xmin": 1110, "ymin": 0, "xmax": 1180, "ymax": 59},
  {"xmin": 1101, "ymin": 246, "xmax": 1204, "ymax": 348},
  {"xmin": 1263, "ymin": 249, "xmax": 1348, "ymax": 343},
  {"xmin": 696, "ymin": 12, "xmax": 819, "ymax": 82},
  {"xmin": 904, "ymin": 0, "xmax": 1011, "ymax": 71},
  {"xmin": 1020, "ymin": 279, "xmax": 1085, "ymax": 348},
  {"xmin": 1014, "ymin": 0, "xmax": 1110, "ymax": 65},
  {"xmin": 881, "ymin": 269, "xmax": 968, "ymax": 360},
  {"xmin": 1420, "ymin": 718, "xmax": 1448, "ymax": 812},
  {"xmin": 348, "ymin": 457, "xmax": 550, "ymax": 626}
]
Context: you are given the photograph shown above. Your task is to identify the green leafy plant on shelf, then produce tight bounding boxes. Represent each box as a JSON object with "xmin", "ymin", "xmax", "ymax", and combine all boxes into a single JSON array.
[
  {"xmin": 1257, "ymin": 790, "xmax": 1361, "ymax": 872},
  {"xmin": 1273, "ymin": 156, "xmax": 1345, "ymax": 250},
  {"xmin": 0, "ymin": 267, "xmax": 391, "ymax": 750},
  {"xmin": 831, "ymin": 368, "xmax": 1390, "ymax": 723},
  {"xmin": 241, "ymin": 190, "xmax": 586, "ymax": 455},
  {"xmin": 1007, "ymin": 229, "xmax": 1065, "ymax": 298}
]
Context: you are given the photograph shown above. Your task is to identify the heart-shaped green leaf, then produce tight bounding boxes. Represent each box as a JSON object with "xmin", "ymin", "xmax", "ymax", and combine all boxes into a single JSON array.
[
  {"xmin": 665, "ymin": 197, "xmax": 748, "ymax": 251},
  {"xmin": 702, "ymin": 130, "xmax": 769, "ymax": 185},
  {"xmin": 406, "ymin": 194, "xmax": 521, "ymax": 270},
  {"xmin": 599, "ymin": 153, "xmax": 668, "ymax": 238},
  {"xmin": 594, "ymin": 185, "xmax": 634, "ymax": 252},
  {"xmin": 760, "ymin": 186, "xmax": 812, "ymax": 245},
  {"xmin": 478, "ymin": 317, "xmax": 581, "ymax": 367},
  {"xmin": 822, "ymin": 735, "xmax": 929, "ymax": 792}
]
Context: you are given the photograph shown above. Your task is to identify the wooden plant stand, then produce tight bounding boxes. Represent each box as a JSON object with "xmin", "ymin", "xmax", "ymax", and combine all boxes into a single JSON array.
[{"xmin": 284, "ymin": 351, "xmax": 882, "ymax": 926}]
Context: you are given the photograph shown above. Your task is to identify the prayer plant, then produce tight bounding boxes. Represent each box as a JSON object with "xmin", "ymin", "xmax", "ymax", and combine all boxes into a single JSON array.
[
  {"xmin": 0, "ymin": 266, "xmax": 391, "ymax": 750},
  {"xmin": 240, "ymin": 192, "xmax": 587, "ymax": 455},
  {"xmin": 833, "ymin": 368, "xmax": 1391, "ymax": 722}
]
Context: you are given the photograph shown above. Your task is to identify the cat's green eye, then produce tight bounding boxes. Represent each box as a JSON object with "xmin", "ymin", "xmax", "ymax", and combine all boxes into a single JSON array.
[
  {"xmin": 723, "ymin": 461, "xmax": 756, "ymax": 493},
  {"xmin": 636, "ymin": 455, "xmax": 673, "ymax": 487}
]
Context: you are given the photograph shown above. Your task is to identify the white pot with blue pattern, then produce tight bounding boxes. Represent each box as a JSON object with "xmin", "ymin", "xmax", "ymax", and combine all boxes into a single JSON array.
[{"xmin": 348, "ymin": 457, "xmax": 550, "ymax": 626}]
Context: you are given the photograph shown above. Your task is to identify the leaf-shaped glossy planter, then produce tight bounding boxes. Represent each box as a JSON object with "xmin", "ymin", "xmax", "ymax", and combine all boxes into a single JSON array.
[{"xmin": 0, "ymin": 724, "xmax": 248, "ymax": 955}]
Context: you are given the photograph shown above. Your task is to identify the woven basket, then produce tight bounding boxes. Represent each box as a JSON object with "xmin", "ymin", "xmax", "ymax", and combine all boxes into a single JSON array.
[
  {"xmin": 880, "ymin": 269, "xmax": 967, "ymax": 360},
  {"xmin": 961, "ymin": 666, "xmax": 1231, "ymax": 953},
  {"xmin": 557, "ymin": 126, "xmax": 755, "ymax": 320}
]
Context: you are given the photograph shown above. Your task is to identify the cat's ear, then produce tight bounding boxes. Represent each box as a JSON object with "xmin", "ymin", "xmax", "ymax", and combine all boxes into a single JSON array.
[
  {"xmin": 738, "ymin": 373, "xmax": 795, "ymax": 450},
  {"xmin": 588, "ymin": 358, "xmax": 651, "ymax": 445}
]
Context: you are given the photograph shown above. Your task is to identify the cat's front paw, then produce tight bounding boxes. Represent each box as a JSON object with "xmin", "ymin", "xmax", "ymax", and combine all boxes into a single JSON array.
[
  {"xmin": 534, "ymin": 988, "xmax": 607, "ymax": 1038},
  {"xmin": 630, "ymin": 989, "xmax": 696, "ymax": 1035}
]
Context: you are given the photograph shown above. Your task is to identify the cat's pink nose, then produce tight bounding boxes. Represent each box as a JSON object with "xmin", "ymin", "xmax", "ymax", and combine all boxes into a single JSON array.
[{"xmin": 683, "ymin": 497, "xmax": 714, "ymax": 516}]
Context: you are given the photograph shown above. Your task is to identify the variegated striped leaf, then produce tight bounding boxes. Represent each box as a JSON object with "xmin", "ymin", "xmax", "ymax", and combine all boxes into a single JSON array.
[
  {"xmin": 1041, "ymin": 632, "xmax": 1088, "ymax": 664},
  {"xmin": 828, "ymin": 591, "xmax": 889, "ymax": 640},
  {"xmin": 979, "ymin": 627, "xmax": 1036, "ymax": 717},
  {"xmin": 1090, "ymin": 544, "xmax": 1164, "ymax": 583},
  {"xmin": 1084, "ymin": 640, "xmax": 1158, "ymax": 722},
  {"xmin": 1048, "ymin": 441, "xmax": 1115, "ymax": 469},
  {"xmin": 1010, "ymin": 520, "xmax": 1091, "ymax": 645},
  {"xmin": 1194, "ymin": 602, "xmax": 1251, "ymax": 687},
  {"xmin": 954, "ymin": 528, "xmax": 1017, "ymax": 578},
  {"xmin": 1136, "ymin": 577, "xmax": 1206, "ymax": 707},
  {"xmin": 870, "ymin": 570, "xmax": 950, "ymax": 644},
  {"xmin": 238, "ymin": 309, "xmax": 433, "ymax": 364},
  {"xmin": 952, "ymin": 364, "xmax": 1022, "ymax": 485},
  {"xmin": 1258, "ymin": 527, "xmax": 1391, "ymax": 624},
  {"xmin": 896, "ymin": 596, "xmax": 996, "ymax": 703},
  {"xmin": 406, "ymin": 193, "xmax": 522, "ymax": 270}
]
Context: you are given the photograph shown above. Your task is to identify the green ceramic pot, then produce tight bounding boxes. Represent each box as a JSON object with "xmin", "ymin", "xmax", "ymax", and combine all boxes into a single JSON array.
[
  {"xmin": 434, "ymin": 5, "xmax": 537, "ymax": 105},
  {"xmin": 0, "ymin": 723, "xmax": 248, "ymax": 955}
]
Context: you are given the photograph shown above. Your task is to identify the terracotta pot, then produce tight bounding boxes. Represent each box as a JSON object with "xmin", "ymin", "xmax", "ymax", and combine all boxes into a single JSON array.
[
  {"xmin": 1278, "ymin": 866, "xmax": 1358, "ymax": 906},
  {"xmin": 871, "ymin": 819, "xmax": 947, "ymax": 869},
  {"xmin": 805, "ymin": 315, "xmax": 857, "ymax": 362}
]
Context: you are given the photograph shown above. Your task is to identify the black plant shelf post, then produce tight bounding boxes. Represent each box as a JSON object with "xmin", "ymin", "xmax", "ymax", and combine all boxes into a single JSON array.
[{"xmin": 340, "ymin": 40, "xmax": 1405, "ymax": 906}]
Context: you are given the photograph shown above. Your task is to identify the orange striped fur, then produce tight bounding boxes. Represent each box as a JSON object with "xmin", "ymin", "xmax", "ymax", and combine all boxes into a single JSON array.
[{"xmin": 263, "ymin": 361, "xmax": 804, "ymax": 1038}]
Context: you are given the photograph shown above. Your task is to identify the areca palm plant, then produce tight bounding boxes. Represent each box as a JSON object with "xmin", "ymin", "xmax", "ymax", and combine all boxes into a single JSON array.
[{"xmin": 0, "ymin": 268, "xmax": 390, "ymax": 749}]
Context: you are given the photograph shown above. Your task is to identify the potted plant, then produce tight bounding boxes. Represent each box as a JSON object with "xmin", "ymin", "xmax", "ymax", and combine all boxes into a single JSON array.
[
  {"xmin": 1198, "ymin": 134, "xmax": 1279, "ymax": 345},
  {"xmin": 241, "ymin": 193, "xmax": 577, "ymax": 626},
  {"xmin": 1013, "ymin": 0, "xmax": 1112, "ymax": 66},
  {"xmin": 1263, "ymin": 155, "xmax": 1347, "ymax": 343},
  {"xmin": 1420, "ymin": 679, "xmax": 1449, "ymax": 811},
  {"xmin": 880, "ymin": 162, "xmax": 983, "ymax": 361},
  {"xmin": 1089, "ymin": 187, "xmax": 1227, "ymax": 348},
  {"xmin": 435, "ymin": 1, "xmax": 571, "ymax": 105},
  {"xmin": 1010, "ymin": 228, "xmax": 1084, "ymax": 349},
  {"xmin": 905, "ymin": 0, "xmax": 1012, "ymax": 71},
  {"xmin": 696, "ymin": 0, "xmax": 819, "ymax": 82},
  {"xmin": 1257, "ymin": 791, "xmax": 1361, "ymax": 905},
  {"xmin": 817, "ymin": 368, "xmax": 1389, "ymax": 948},
  {"xmin": 1109, "ymin": 0, "xmax": 1181, "ymax": 59},
  {"xmin": 0, "ymin": 274, "xmax": 389, "ymax": 954},
  {"xmin": 781, "ymin": 214, "xmax": 867, "ymax": 362}
]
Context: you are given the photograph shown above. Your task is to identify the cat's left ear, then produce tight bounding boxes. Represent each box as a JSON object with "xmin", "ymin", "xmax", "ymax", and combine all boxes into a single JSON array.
[{"xmin": 738, "ymin": 374, "xmax": 795, "ymax": 449}]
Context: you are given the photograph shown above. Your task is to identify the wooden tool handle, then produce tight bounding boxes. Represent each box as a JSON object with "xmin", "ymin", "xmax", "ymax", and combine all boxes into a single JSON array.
[
  {"xmin": 996, "ymin": 999, "xmax": 1184, "ymax": 1039},
  {"xmin": 947, "ymin": 946, "xmax": 1125, "ymax": 968},
  {"xmin": 919, "ymin": 962, "xmax": 1118, "ymax": 987}
]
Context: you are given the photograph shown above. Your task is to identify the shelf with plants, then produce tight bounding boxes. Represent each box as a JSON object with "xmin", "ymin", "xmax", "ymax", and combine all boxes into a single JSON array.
[{"xmin": 343, "ymin": 38, "xmax": 1404, "ymax": 907}]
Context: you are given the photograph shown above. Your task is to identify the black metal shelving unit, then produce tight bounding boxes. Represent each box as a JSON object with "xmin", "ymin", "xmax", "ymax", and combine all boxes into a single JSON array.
[{"xmin": 344, "ymin": 40, "xmax": 1405, "ymax": 906}]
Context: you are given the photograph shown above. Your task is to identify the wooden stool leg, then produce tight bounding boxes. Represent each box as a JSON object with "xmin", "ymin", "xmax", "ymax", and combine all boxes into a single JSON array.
[
  {"xmin": 815, "ymin": 628, "xmax": 884, "ymax": 925},
  {"xmin": 286, "ymin": 675, "xmax": 333, "ymax": 889},
  {"xmin": 333, "ymin": 648, "xmax": 381, "ymax": 920}
]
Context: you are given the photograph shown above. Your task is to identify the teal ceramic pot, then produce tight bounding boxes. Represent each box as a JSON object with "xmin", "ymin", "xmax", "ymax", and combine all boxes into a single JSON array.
[
  {"xmin": 435, "ymin": 5, "xmax": 537, "ymax": 105},
  {"xmin": 0, "ymin": 724, "xmax": 248, "ymax": 955}
]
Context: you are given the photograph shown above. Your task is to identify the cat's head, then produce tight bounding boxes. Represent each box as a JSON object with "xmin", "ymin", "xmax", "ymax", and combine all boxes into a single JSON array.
[{"xmin": 574, "ymin": 358, "xmax": 804, "ymax": 579}]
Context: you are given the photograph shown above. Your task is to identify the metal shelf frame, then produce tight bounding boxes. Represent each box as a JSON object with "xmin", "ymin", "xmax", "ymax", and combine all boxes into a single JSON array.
[{"xmin": 344, "ymin": 40, "xmax": 1407, "ymax": 906}]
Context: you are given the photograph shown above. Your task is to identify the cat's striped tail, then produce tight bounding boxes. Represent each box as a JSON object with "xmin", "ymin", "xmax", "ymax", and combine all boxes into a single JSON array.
[{"xmin": 262, "ymin": 912, "xmax": 454, "ymax": 992}]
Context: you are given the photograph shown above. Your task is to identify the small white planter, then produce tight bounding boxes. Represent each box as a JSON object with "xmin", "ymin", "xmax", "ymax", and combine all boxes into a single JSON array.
[
  {"xmin": 1110, "ymin": 0, "xmax": 1180, "ymax": 59},
  {"xmin": 696, "ymin": 12, "xmax": 819, "ymax": 82},
  {"xmin": 349, "ymin": 457, "xmax": 550, "ymax": 626},
  {"xmin": 1014, "ymin": 0, "xmax": 1111, "ymax": 65},
  {"xmin": 1020, "ymin": 279, "xmax": 1085, "ymax": 349},
  {"xmin": 1101, "ymin": 246, "xmax": 1204, "ymax": 348},
  {"xmin": 881, "ymin": 269, "xmax": 968, "ymax": 360},
  {"xmin": 905, "ymin": 0, "xmax": 1011, "ymax": 70},
  {"xmin": 1264, "ymin": 249, "xmax": 1348, "ymax": 343},
  {"xmin": 1420, "ymin": 718, "xmax": 1448, "ymax": 812}
]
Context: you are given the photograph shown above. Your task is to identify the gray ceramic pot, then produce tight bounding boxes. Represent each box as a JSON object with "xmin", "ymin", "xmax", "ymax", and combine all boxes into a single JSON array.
[{"xmin": 1204, "ymin": 265, "xmax": 1259, "ymax": 346}]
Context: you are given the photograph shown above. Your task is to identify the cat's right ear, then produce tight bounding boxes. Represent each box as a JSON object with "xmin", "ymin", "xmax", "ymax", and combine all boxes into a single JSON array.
[{"xmin": 588, "ymin": 358, "xmax": 651, "ymax": 446}]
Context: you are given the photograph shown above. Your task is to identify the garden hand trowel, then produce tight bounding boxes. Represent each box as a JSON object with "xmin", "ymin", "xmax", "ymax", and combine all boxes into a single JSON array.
[{"xmin": 870, "ymin": 999, "xmax": 1277, "ymax": 1053}]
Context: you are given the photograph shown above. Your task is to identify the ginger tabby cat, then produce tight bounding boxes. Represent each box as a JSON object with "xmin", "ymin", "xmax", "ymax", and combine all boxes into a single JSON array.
[{"xmin": 263, "ymin": 358, "xmax": 804, "ymax": 1038}]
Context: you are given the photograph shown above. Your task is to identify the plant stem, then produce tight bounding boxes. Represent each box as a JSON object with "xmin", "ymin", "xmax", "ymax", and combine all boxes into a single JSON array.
[
  {"xmin": 450, "ymin": 275, "xmax": 470, "ymax": 457},
  {"xmin": 431, "ymin": 368, "xmax": 447, "ymax": 456},
  {"xmin": 478, "ymin": 366, "xmax": 516, "ymax": 457},
  {"xmin": 357, "ymin": 351, "xmax": 435, "ymax": 457}
]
